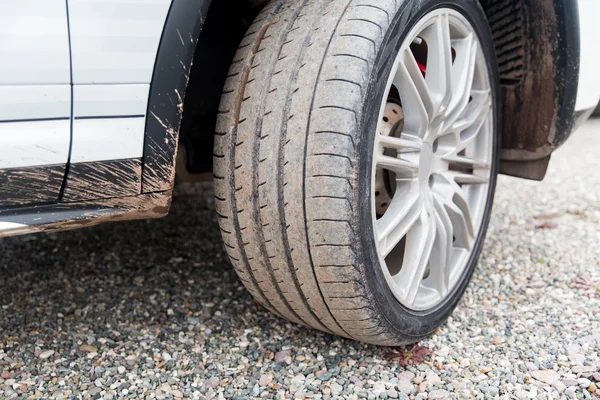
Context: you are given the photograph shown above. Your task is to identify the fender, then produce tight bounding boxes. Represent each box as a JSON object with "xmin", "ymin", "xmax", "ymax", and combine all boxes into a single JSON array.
[{"xmin": 143, "ymin": 0, "xmax": 213, "ymax": 193}]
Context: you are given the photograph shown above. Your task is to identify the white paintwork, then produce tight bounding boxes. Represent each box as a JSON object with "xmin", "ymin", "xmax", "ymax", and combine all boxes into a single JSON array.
[
  {"xmin": 67, "ymin": 0, "xmax": 172, "ymax": 84},
  {"xmin": 0, "ymin": 222, "xmax": 38, "ymax": 238},
  {"xmin": 0, "ymin": 86, "xmax": 71, "ymax": 121},
  {"xmin": 0, "ymin": 120, "xmax": 71, "ymax": 169},
  {"xmin": 67, "ymin": 0, "xmax": 170, "ymax": 166},
  {"xmin": 0, "ymin": 1, "xmax": 71, "ymax": 171},
  {"xmin": 70, "ymin": 118, "xmax": 146, "ymax": 163},
  {"xmin": 0, "ymin": 0, "xmax": 71, "ymax": 85},
  {"xmin": 73, "ymin": 84, "xmax": 149, "ymax": 117},
  {"xmin": 576, "ymin": 0, "xmax": 600, "ymax": 111}
]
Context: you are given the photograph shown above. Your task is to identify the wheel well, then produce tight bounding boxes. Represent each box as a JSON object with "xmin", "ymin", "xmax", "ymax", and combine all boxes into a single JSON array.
[
  {"xmin": 478, "ymin": 0, "xmax": 579, "ymax": 180},
  {"xmin": 478, "ymin": 0, "xmax": 527, "ymax": 87},
  {"xmin": 178, "ymin": 0, "xmax": 268, "ymax": 176}
]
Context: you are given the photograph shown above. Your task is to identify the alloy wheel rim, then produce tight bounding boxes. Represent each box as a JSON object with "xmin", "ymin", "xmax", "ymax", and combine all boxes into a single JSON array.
[{"xmin": 371, "ymin": 8, "xmax": 493, "ymax": 311}]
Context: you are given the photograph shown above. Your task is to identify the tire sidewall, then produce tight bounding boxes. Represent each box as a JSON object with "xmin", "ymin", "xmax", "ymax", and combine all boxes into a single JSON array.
[{"xmin": 357, "ymin": 0, "xmax": 502, "ymax": 339}]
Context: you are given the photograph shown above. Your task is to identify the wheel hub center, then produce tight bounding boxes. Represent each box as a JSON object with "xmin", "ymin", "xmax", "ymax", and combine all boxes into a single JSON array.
[{"xmin": 419, "ymin": 143, "xmax": 433, "ymax": 182}]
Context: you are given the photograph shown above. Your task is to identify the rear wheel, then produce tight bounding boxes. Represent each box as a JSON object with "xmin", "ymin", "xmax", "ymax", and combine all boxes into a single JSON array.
[{"xmin": 214, "ymin": 0, "xmax": 500, "ymax": 345}]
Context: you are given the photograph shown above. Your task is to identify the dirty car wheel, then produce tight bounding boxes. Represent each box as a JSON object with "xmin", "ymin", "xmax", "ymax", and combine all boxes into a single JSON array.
[{"xmin": 214, "ymin": 0, "xmax": 500, "ymax": 345}]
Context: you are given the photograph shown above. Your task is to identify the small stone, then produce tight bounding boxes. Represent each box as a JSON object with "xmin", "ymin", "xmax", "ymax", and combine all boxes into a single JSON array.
[
  {"xmin": 397, "ymin": 371, "xmax": 415, "ymax": 382},
  {"xmin": 274, "ymin": 350, "xmax": 291, "ymax": 364},
  {"xmin": 480, "ymin": 367, "xmax": 493, "ymax": 374},
  {"xmin": 552, "ymin": 381, "xmax": 566, "ymax": 393},
  {"xmin": 588, "ymin": 383, "xmax": 597, "ymax": 393},
  {"xmin": 396, "ymin": 380, "xmax": 413, "ymax": 395},
  {"xmin": 117, "ymin": 366, "xmax": 126, "ymax": 374},
  {"xmin": 259, "ymin": 374, "xmax": 273, "ymax": 387},
  {"xmin": 563, "ymin": 378, "xmax": 578, "ymax": 387},
  {"xmin": 79, "ymin": 344, "xmax": 98, "ymax": 353},
  {"xmin": 316, "ymin": 370, "xmax": 332, "ymax": 381},
  {"xmin": 526, "ymin": 362, "xmax": 538, "ymax": 371},
  {"xmin": 38, "ymin": 350, "xmax": 54, "ymax": 359},
  {"xmin": 472, "ymin": 374, "xmax": 488, "ymax": 383},
  {"xmin": 203, "ymin": 377, "xmax": 220, "ymax": 389},
  {"xmin": 161, "ymin": 352, "xmax": 172, "ymax": 361},
  {"xmin": 531, "ymin": 370, "xmax": 560, "ymax": 385},
  {"xmin": 429, "ymin": 389, "xmax": 449, "ymax": 399},
  {"xmin": 578, "ymin": 378, "xmax": 592, "ymax": 388},
  {"xmin": 425, "ymin": 372, "xmax": 442, "ymax": 386},
  {"xmin": 481, "ymin": 386, "xmax": 500, "ymax": 396},
  {"xmin": 330, "ymin": 383, "xmax": 343, "ymax": 394},
  {"xmin": 573, "ymin": 366, "xmax": 596, "ymax": 373}
]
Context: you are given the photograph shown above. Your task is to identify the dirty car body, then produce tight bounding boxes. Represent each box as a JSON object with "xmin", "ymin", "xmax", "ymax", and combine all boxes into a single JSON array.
[{"xmin": 0, "ymin": 0, "xmax": 599, "ymax": 237}]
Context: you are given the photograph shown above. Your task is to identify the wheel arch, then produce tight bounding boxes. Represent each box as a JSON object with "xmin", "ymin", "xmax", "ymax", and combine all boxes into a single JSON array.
[
  {"xmin": 479, "ymin": 0, "xmax": 580, "ymax": 180},
  {"xmin": 142, "ymin": 0, "xmax": 214, "ymax": 193}
]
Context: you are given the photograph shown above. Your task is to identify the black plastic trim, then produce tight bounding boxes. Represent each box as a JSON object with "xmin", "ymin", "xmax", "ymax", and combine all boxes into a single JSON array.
[
  {"xmin": 552, "ymin": 0, "xmax": 580, "ymax": 149},
  {"xmin": 0, "ymin": 165, "xmax": 66, "ymax": 206},
  {"xmin": 142, "ymin": 0, "xmax": 213, "ymax": 193},
  {"xmin": 62, "ymin": 158, "xmax": 142, "ymax": 202},
  {"xmin": 0, "ymin": 117, "xmax": 70, "ymax": 124}
]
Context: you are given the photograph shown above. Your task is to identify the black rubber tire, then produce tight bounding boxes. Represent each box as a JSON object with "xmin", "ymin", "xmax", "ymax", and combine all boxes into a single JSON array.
[{"xmin": 214, "ymin": 0, "xmax": 501, "ymax": 345}]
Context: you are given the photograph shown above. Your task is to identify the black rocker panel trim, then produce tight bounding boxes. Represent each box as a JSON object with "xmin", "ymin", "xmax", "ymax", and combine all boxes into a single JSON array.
[
  {"xmin": 0, "ymin": 192, "xmax": 171, "ymax": 238},
  {"xmin": 0, "ymin": 165, "xmax": 66, "ymax": 206},
  {"xmin": 142, "ymin": 0, "xmax": 212, "ymax": 193},
  {"xmin": 62, "ymin": 159, "xmax": 142, "ymax": 202}
]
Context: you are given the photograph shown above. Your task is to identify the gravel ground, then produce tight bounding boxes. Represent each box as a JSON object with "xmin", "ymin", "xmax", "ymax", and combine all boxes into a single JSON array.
[{"xmin": 1, "ymin": 119, "xmax": 599, "ymax": 400}]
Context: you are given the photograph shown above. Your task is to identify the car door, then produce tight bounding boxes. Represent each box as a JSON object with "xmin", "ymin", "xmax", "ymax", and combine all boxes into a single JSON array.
[
  {"xmin": 62, "ymin": 0, "xmax": 171, "ymax": 201},
  {"xmin": 0, "ymin": 0, "xmax": 72, "ymax": 206}
]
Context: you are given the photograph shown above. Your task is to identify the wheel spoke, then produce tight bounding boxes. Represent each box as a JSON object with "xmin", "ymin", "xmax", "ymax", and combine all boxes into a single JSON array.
[
  {"xmin": 449, "ymin": 171, "xmax": 489, "ymax": 185},
  {"xmin": 441, "ymin": 154, "xmax": 489, "ymax": 170},
  {"xmin": 443, "ymin": 34, "xmax": 478, "ymax": 131},
  {"xmin": 430, "ymin": 196, "xmax": 454, "ymax": 295},
  {"xmin": 395, "ymin": 50, "xmax": 434, "ymax": 137},
  {"xmin": 422, "ymin": 13, "xmax": 453, "ymax": 113},
  {"xmin": 375, "ymin": 153, "xmax": 419, "ymax": 178},
  {"xmin": 376, "ymin": 134, "xmax": 422, "ymax": 152},
  {"xmin": 394, "ymin": 202, "xmax": 437, "ymax": 306},
  {"xmin": 376, "ymin": 183, "xmax": 421, "ymax": 257},
  {"xmin": 452, "ymin": 89, "xmax": 491, "ymax": 133},
  {"xmin": 433, "ymin": 173, "xmax": 475, "ymax": 249}
]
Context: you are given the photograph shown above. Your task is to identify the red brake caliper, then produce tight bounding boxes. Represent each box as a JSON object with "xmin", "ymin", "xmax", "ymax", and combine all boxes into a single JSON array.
[{"xmin": 417, "ymin": 61, "xmax": 427, "ymax": 77}]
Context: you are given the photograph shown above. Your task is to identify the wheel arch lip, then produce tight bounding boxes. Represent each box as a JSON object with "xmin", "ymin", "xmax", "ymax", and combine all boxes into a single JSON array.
[{"xmin": 142, "ymin": 0, "xmax": 213, "ymax": 194}]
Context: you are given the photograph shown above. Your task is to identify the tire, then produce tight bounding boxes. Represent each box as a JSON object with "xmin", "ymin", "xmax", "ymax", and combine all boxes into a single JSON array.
[{"xmin": 214, "ymin": 0, "xmax": 500, "ymax": 345}]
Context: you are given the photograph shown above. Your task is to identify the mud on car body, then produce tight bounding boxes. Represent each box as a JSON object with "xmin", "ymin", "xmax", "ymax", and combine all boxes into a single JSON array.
[{"xmin": 1, "ymin": 0, "xmax": 599, "ymax": 345}]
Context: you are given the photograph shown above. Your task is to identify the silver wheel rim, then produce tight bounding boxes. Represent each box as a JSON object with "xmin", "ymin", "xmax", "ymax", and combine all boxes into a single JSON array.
[{"xmin": 371, "ymin": 8, "xmax": 493, "ymax": 311}]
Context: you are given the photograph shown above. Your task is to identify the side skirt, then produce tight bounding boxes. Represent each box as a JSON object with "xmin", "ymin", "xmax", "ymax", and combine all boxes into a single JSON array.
[{"xmin": 0, "ymin": 191, "xmax": 171, "ymax": 239}]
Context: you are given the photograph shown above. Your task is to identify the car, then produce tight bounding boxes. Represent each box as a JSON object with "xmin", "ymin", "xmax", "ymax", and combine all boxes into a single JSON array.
[{"xmin": 1, "ymin": 0, "xmax": 599, "ymax": 346}]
